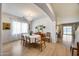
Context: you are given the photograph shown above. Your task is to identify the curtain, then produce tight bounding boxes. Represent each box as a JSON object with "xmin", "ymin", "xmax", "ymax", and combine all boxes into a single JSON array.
[{"xmin": 12, "ymin": 21, "xmax": 28, "ymax": 36}]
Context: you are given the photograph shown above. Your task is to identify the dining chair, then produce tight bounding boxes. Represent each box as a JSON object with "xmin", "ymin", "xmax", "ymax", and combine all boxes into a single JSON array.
[
  {"xmin": 71, "ymin": 42, "xmax": 79, "ymax": 56},
  {"xmin": 21, "ymin": 35, "xmax": 26, "ymax": 46},
  {"xmin": 21, "ymin": 34, "xmax": 31, "ymax": 47},
  {"xmin": 45, "ymin": 32, "xmax": 51, "ymax": 42},
  {"xmin": 25, "ymin": 36, "xmax": 31, "ymax": 47},
  {"xmin": 36, "ymin": 32, "xmax": 46, "ymax": 51}
]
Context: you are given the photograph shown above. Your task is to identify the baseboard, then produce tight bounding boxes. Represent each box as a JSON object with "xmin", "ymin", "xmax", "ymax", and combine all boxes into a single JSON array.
[{"xmin": 3, "ymin": 39, "xmax": 20, "ymax": 45}]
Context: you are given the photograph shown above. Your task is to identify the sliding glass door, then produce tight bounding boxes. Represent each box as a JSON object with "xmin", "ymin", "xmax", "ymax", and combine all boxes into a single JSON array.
[{"xmin": 63, "ymin": 25, "xmax": 73, "ymax": 47}]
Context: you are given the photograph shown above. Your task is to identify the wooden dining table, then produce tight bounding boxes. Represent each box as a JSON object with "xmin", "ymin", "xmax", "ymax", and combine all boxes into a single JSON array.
[
  {"xmin": 23, "ymin": 34, "xmax": 41, "ymax": 43},
  {"xmin": 22, "ymin": 33, "xmax": 46, "ymax": 51},
  {"xmin": 22, "ymin": 34, "xmax": 41, "ymax": 48}
]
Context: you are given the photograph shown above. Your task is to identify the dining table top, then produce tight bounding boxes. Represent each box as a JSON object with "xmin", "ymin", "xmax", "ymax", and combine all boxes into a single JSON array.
[
  {"xmin": 22, "ymin": 33, "xmax": 41, "ymax": 43},
  {"xmin": 23, "ymin": 34, "xmax": 40, "ymax": 38}
]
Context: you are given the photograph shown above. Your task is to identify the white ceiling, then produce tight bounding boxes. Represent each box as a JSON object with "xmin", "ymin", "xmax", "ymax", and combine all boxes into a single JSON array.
[
  {"xmin": 51, "ymin": 3, "xmax": 79, "ymax": 18},
  {"xmin": 2, "ymin": 3, "xmax": 79, "ymax": 23},
  {"xmin": 2, "ymin": 3, "xmax": 47, "ymax": 21}
]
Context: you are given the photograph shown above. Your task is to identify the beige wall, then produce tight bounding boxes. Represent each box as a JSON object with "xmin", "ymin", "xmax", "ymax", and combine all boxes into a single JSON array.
[
  {"xmin": 32, "ymin": 16, "xmax": 56, "ymax": 43},
  {"xmin": 2, "ymin": 13, "xmax": 28, "ymax": 43}
]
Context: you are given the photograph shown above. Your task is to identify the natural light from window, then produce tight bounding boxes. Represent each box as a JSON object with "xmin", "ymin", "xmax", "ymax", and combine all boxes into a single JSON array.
[{"xmin": 12, "ymin": 21, "xmax": 28, "ymax": 35}]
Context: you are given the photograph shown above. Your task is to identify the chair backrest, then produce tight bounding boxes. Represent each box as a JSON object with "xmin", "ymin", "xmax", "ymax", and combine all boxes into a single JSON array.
[
  {"xmin": 21, "ymin": 35, "xmax": 25, "ymax": 40},
  {"xmin": 77, "ymin": 42, "xmax": 79, "ymax": 49},
  {"xmin": 21, "ymin": 33, "xmax": 27, "ymax": 40},
  {"xmin": 35, "ymin": 32, "xmax": 46, "ymax": 41},
  {"xmin": 46, "ymin": 32, "xmax": 51, "ymax": 37},
  {"xmin": 77, "ymin": 42, "xmax": 79, "ymax": 55},
  {"xmin": 39, "ymin": 32, "xmax": 46, "ymax": 41}
]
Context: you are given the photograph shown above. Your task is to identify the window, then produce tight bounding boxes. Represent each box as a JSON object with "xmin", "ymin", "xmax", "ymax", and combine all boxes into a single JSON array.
[
  {"xmin": 12, "ymin": 21, "xmax": 28, "ymax": 35},
  {"xmin": 21, "ymin": 23, "xmax": 28, "ymax": 33},
  {"xmin": 63, "ymin": 26, "xmax": 72, "ymax": 35}
]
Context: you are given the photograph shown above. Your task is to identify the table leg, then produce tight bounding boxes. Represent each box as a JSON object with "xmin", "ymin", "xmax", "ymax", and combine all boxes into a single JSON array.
[{"xmin": 35, "ymin": 38, "xmax": 36, "ymax": 43}]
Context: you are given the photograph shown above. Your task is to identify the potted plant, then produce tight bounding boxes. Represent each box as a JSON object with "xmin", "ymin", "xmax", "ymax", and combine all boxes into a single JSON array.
[
  {"xmin": 35, "ymin": 25, "xmax": 45, "ymax": 32},
  {"xmin": 29, "ymin": 31, "xmax": 33, "ymax": 35}
]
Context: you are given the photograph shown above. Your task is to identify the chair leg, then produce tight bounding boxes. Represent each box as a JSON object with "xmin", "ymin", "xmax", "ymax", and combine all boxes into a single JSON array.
[
  {"xmin": 25, "ymin": 40, "xmax": 27, "ymax": 47},
  {"xmin": 44, "ymin": 41, "xmax": 46, "ymax": 48},
  {"xmin": 77, "ymin": 50, "xmax": 79, "ymax": 56},
  {"xmin": 21, "ymin": 40, "xmax": 23, "ymax": 45},
  {"xmin": 28, "ymin": 38, "xmax": 31, "ymax": 48},
  {"xmin": 72, "ymin": 50, "xmax": 74, "ymax": 56},
  {"xmin": 72, "ymin": 49, "xmax": 74, "ymax": 56},
  {"xmin": 23, "ymin": 41, "xmax": 25, "ymax": 46},
  {"xmin": 40, "ymin": 43, "xmax": 42, "ymax": 52},
  {"xmin": 70, "ymin": 46, "xmax": 74, "ymax": 56}
]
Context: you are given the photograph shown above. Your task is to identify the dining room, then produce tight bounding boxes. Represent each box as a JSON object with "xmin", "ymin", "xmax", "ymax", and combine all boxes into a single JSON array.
[
  {"xmin": 1, "ymin": 3, "xmax": 59, "ymax": 56},
  {"xmin": 1, "ymin": 3, "xmax": 73, "ymax": 56}
]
